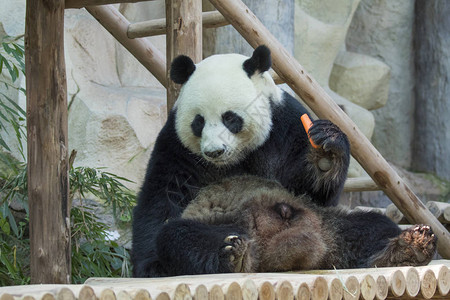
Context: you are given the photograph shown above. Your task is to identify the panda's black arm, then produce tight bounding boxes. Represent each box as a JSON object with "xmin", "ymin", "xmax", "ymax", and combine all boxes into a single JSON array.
[
  {"xmin": 303, "ymin": 119, "xmax": 351, "ymax": 206},
  {"xmin": 155, "ymin": 219, "xmax": 246, "ymax": 276}
]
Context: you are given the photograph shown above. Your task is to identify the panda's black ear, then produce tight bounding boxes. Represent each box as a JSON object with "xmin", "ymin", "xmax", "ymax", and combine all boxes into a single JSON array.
[
  {"xmin": 243, "ymin": 45, "xmax": 272, "ymax": 77},
  {"xmin": 170, "ymin": 55, "xmax": 196, "ymax": 84}
]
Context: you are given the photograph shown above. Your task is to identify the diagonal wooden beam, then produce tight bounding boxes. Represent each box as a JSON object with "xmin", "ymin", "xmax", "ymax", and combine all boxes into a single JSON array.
[
  {"xmin": 86, "ymin": 5, "xmax": 167, "ymax": 87},
  {"xmin": 209, "ymin": 0, "xmax": 450, "ymax": 258}
]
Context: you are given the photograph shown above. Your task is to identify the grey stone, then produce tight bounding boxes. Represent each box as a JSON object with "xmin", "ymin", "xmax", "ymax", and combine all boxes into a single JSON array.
[
  {"xmin": 412, "ymin": 0, "xmax": 450, "ymax": 181},
  {"xmin": 330, "ymin": 51, "xmax": 391, "ymax": 111},
  {"xmin": 346, "ymin": 0, "xmax": 415, "ymax": 168}
]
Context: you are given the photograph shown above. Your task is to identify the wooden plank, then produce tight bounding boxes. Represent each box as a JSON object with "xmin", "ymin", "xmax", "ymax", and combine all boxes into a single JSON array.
[
  {"xmin": 86, "ymin": 5, "xmax": 167, "ymax": 88},
  {"xmin": 165, "ymin": 0, "xmax": 202, "ymax": 113},
  {"xmin": 65, "ymin": 0, "xmax": 154, "ymax": 9},
  {"xmin": 127, "ymin": 11, "xmax": 228, "ymax": 38},
  {"xmin": 25, "ymin": 0, "xmax": 71, "ymax": 284},
  {"xmin": 208, "ymin": 0, "xmax": 450, "ymax": 259}
]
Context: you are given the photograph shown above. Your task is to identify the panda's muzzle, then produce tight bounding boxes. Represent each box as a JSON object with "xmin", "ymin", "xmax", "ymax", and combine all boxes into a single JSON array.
[{"xmin": 204, "ymin": 148, "xmax": 225, "ymax": 159}]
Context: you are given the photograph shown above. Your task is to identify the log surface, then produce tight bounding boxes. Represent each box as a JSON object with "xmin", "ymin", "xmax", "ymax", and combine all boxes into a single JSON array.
[{"xmin": 1, "ymin": 262, "xmax": 449, "ymax": 300}]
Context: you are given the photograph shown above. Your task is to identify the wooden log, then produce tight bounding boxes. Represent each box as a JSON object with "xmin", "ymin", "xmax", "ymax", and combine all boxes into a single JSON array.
[
  {"xmin": 208, "ymin": 0, "xmax": 450, "ymax": 259},
  {"xmin": 328, "ymin": 278, "xmax": 343, "ymax": 300},
  {"xmin": 42, "ymin": 294, "xmax": 56, "ymax": 300},
  {"xmin": 99, "ymin": 289, "xmax": 116, "ymax": 300},
  {"xmin": 426, "ymin": 201, "xmax": 450, "ymax": 224},
  {"xmin": 127, "ymin": 11, "xmax": 229, "ymax": 38},
  {"xmin": 226, "ymin": 282, "xmax": 243, "ymax": 300},
  {"xmin": 117, "ymin": 291, "xmax": 133, "ymax": 300},
  {"xmin": 375, "ymin": 275, "xmax": 388, "ymax": 300},
  {"xmin": 65, "ymin": 0, "xmax": 154, "ymax": 9},
  {"xmin": 387, "ymin": 270, "xmax": 406, "ymax": 298},
  {"xmin": 155, "ymin": 293, "xmax": 170, "ymax": 300},
  {"xmin": 343, "ymin": 276, "xmax": 360, "ymax": 300},
  {"xmin": 385, "ymin": 203, "xmax": 409, "ymax": 224},
  {"xmin": 57, "ymin": 288, "xmax": 76, "ymax": 300},
  {"xmin": 85, "ymin": 5, "xmax": 167, "ymax": 87},
  {"xmin": 79, "ymin": 286, "xmax": 96, "ymax": 300},
  {"xmin": 25, "ymin": 0, "xmax": 71, "ymax": 284},
  {"xmin": 296, "ymin": 282, "xmax": 311, "ymax": 300},
  {"xmin": 309, "ymin": 277, "xmax": 328, "ymax": 300},
  {"xmin": 419, "ymin": 269, "xmax": 437, "ymax": 299},
  {"xmin": 194, "ymin": 285, "xmax": 208, "ymax": 300},
  {"xmin": 435, "ymin": 265, "xmax": 449, "ymax": 296},
  {"xmin": 174, "ymin": 284, "xmax": 191, "ymax": 300},
  {"xmin": 343, "ymin": 177, "xmax": 381, "ymax": 192},
  {"xmin": 241, "ymin": 280, "xmax": 258, "ymax": 300},
  {"xmin": 360, "ymin": 275, "xmax": 376, "ymax": 300},
  {"xmin": 22, "ymin": 296, "xmax": 37, "ymax": 300},
  {"xmin": 404, "ymin": 267, "xmax": 421, "ymax": 298},
  {"xmin": 133, "ymin": 290, "xmax": 152, "ymax": 300},
  {"xmin": 209, "ymin": 285, "xmax": 224, "ymax": 300},
  {"xmin": 353, "ymin": 206, "xmax": 386, "ymax": 215},
  {"xmin": 0, "ymin": 294, "xmax": 14, "ymax": 300},
  {"xmin": 269, "ymin": 69, "xmax": 284, "ymax": 85},
  {"xmin": 258, "ymin": 282, "xmax": 275, "ymax": 300},
  {"xmin": 276, "ymin": 281, "xmax": 294, "ymax": 300},
  {"xmin": 165, "ymin": 0, "xmax": 202, "ymax": 113}
]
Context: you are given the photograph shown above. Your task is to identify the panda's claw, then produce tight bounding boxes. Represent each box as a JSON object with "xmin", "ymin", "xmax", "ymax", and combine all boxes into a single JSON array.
[
  {"xmin": 221, "ymin": 234, "xmax": 250, "ymax": 272},
  {"xmin": 224, "ymin": 235, "xmax": 239, "ymax": 243}
]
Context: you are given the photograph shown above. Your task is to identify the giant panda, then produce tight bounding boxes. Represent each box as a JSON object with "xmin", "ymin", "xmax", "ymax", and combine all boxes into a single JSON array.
[
  {"xmin": 157, "ymin": 175, "xmax": 437, "ymax": 275},
  {"xmin": 132, "ymin": 46, "xmax": 351, "ymax": 277}
]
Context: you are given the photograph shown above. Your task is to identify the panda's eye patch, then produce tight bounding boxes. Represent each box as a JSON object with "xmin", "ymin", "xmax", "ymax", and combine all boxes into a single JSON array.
[
  {"xmin": 191, "ymin": 114, "xmax": 205, "ymax": 137},
  {"xmin": 222, "ymin": 111, "xmax": 243, "ymax": 134}
]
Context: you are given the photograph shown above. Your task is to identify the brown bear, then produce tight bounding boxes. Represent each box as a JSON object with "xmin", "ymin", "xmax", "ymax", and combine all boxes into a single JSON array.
[{"xmin": 155, "ymin": 175, "xmax": 437, "ymax": 275}]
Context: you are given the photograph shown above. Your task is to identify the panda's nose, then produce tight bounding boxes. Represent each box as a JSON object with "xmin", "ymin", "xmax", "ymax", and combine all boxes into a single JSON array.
[{"xmin": 204, "ymin": 149, "xmax": 225, "ymax": 158}]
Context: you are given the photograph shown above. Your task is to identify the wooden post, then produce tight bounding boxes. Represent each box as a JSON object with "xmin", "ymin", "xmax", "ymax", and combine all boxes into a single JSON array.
[
  {"xmin": 209, "ymin": 0, "xmax": 450, "ymax": 259},
  {"xmin": 86, "ymin": 5, "xmax": 167, "ymax": 88},
  {"xmin": 165, "ymin": 0, "xmax": 202, "ymax": 114},
  {"xmin": 25, "ymin": 0, "xmax": 71, "ymax": 283}
]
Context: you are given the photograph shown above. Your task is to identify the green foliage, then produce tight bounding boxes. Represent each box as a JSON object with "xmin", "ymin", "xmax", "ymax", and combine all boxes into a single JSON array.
[
  {"xmin": 0, "ymin": 33, "xmax": 26, "ymax": 161},
  {"xmin": 0, "ymin": 33, "xmax": 135, "ymax": 286}
]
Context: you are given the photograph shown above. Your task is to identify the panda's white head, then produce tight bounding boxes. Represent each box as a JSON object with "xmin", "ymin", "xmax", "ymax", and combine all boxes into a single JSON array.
[{"xmin": 171, "ymin": 46, "xmax": 282, "ymax": 166}]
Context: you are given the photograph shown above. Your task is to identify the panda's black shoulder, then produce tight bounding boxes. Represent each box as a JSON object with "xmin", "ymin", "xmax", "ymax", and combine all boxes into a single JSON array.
[{"xmin": 271, "ymin": 91, "xmax": 309, "ymax": 127}]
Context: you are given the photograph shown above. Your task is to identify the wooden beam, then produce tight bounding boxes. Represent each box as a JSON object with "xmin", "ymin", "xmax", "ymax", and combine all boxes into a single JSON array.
[
  {"xmin": 343, "ymin": 177, "xmax": 381, "ymax": 192},
  {"xmin": 165, "ymin": 0, "xmax": 202, "ymax": 113},
  {"xmin": 65, "ymin": 0, "xmax": 153, "ymax": 9},
  {"xmin": 128, "ymin": 11, "xmax": 228, "ymax": 38},
  {"xmin": 86, "ymin": 5, "xmax": 167, "ymax": 88},
  {"xmin": 209, "ymin": 0, "xmax": 450, "ymax": 258},
  {"xmin": 25, "ymin": 0, "xmax": 71, "ymax": 284}
]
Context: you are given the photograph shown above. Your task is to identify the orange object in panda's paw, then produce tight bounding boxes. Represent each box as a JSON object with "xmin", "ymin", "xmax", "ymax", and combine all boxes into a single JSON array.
[{"xmin": 301, "ymin": 113, "xmax": 320, "ymax": 149}]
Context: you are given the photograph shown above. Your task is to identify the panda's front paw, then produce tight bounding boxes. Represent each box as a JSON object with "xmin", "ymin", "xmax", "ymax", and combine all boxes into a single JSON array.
[
  {"xmin": 221, "ymin": 235, "xmax": 252, "ymax": 272},
  {"xmin": 308, "ymin": 120, "xmax": 349, "ymax": 153}
]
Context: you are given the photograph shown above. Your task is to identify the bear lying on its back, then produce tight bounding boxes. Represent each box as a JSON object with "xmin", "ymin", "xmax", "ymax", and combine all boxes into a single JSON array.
[{"xmin": 156, "ymin": 176, "xmax": 437, "ymax": 275}]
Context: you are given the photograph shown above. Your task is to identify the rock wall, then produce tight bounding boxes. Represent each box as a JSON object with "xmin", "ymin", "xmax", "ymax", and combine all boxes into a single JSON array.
[
  {"xmin": 413, "ymin": 0, "xmax": 450, "ymax": 181},
  {"xmin": 345, "ymin": 0, "xmax": 416, "ymax": 168}
]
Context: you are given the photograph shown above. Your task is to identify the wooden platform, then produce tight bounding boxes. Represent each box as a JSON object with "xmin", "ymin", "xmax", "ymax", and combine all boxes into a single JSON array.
[{"xmin": 0, "ymin": 260, "xmax": 448, "ymax": 300}]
